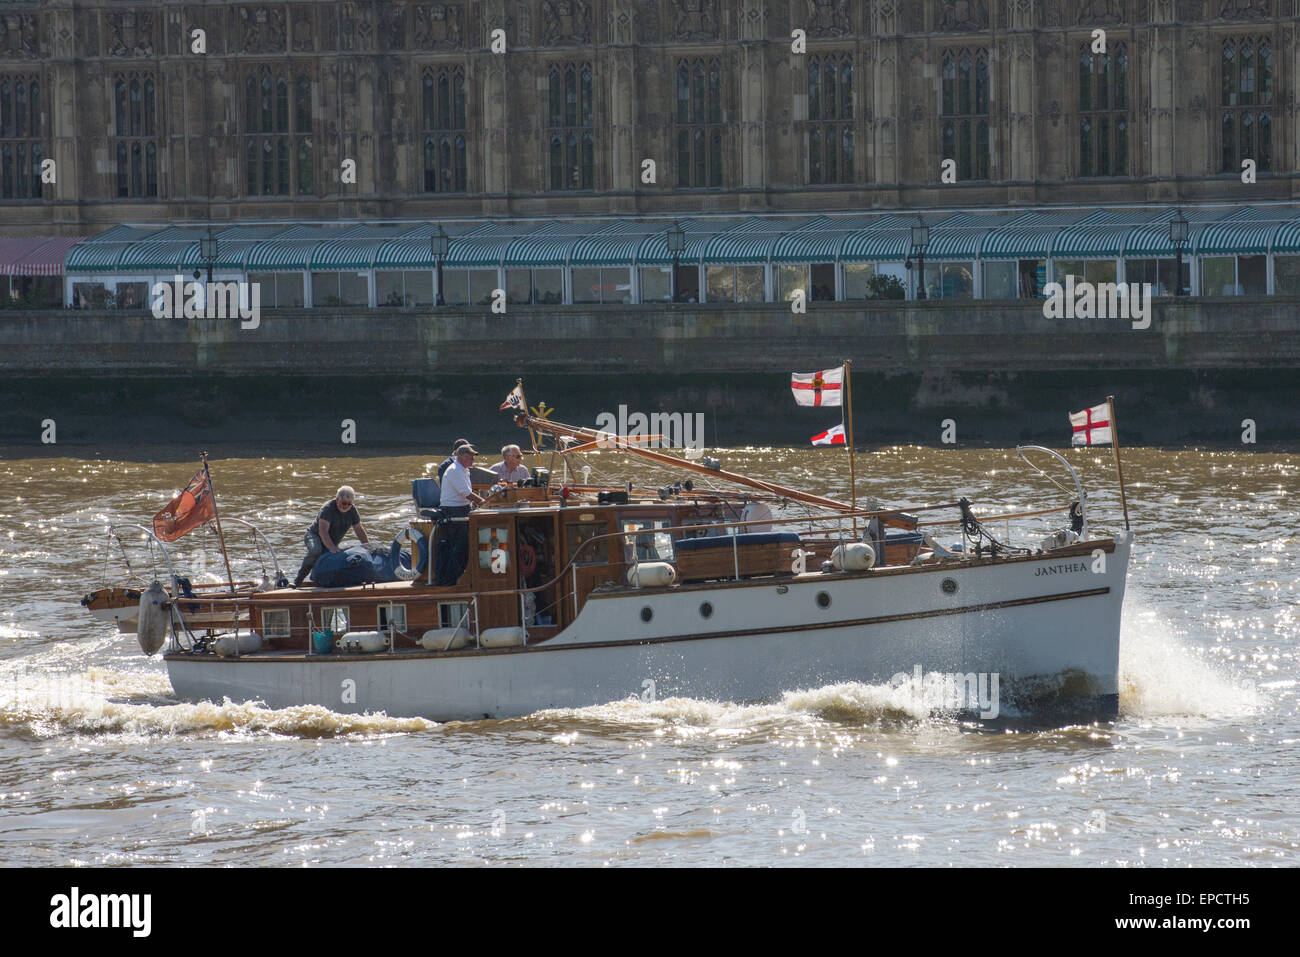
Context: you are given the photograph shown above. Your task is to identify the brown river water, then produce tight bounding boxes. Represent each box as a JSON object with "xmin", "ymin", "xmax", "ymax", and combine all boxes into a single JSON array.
[{"xmin": 0, "ymin": 445, "xmax": 1294, "ymax": 866}]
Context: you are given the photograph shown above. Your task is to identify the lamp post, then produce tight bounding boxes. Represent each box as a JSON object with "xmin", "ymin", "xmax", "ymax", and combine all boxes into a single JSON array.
[
  {"xmin": 666, "ymin": 220, "xmax": 685, "ymax": 302},
  {"xmin": 910, "ymin": 217, "xmax": 930, "ymax": 300},
  {"xmin": 432, "ymin": 226, "xmax": 449, "ymax": 306},
  {"xmin": 200, "ymin": 228, "xmax": 218, "ymax": 285},
  {"xmin": 1169, "ymin": 209, "xmax": 1189, "ymax": 297}
]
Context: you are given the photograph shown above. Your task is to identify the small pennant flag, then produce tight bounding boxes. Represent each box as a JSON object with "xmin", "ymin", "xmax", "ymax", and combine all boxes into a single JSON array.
[
  {"xmin": 791, "ymin": 366, "xmax": 844, "ymax": 407},
  {"xmin": 500, "ymin": 383, "xmax": 525, "ymax": 412},
  {"xmin": 1070, "ymin": 402, "xmax": 1113, "ymax": 446},
  {"xmin": 811, "ymin": 424, "xmax": 846, "ymax": 446}
]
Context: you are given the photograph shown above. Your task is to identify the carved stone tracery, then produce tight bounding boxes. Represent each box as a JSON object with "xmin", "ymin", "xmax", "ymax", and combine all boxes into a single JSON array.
[
  {"xmin": 414, "ymin": 3, "xmax": 463, "ymax": 49},
  {"xmin": 542, "ymin": 1, "xmax": 591, "ymax": 46}
]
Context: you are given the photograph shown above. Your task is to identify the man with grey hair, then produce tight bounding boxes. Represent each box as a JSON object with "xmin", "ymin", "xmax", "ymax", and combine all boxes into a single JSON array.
[
  {"xmin": 490, "ymin": 444, "xmax": 531, "ymax": 483},
  {"xmin": 293, "ymin": 485, "xmax": 371, "ymax": 588}
]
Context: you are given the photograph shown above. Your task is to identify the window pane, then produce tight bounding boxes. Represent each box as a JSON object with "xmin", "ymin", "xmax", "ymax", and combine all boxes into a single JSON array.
[
  {"xmin": 404, "ymin": 271, "xmax": 433, "ymax": 307},
  {"xmin": 640, "ymin": 266, "xmax": 671, "ymax": 302},
  {"xmin": 115, "ymin": 81, "xmax": 127, "ymax": 137},
  {"xmin": 311, "ymin": 272, "xmax": 340, "ymax": 305},
  {"xmin": 442, "ymin": 269, "xmax": 469, "ymax": 305},
  {"xmin": 533, "ymin": 269, "xmax": 563, "ymax": 304},
  {"xmin": 677, "ymin": 129, "xmax": 690, "ymax": 185},
  {"xmin": 142, "ymin": 79, "xmax": 153, "ymax": 136},
  {"xmin": 1201, "ymin": 257, "xmax": 1235, "ymax": 295},
  {"xmin": 469, "ymin": 269, "xmax": 497, "ymax": 305},
  {"xmin": 572, "ymin": 267, "xmax": 601, "ymax": 303},
  {"xmin": 824, "ymin": 61, "xmax": 836, "ymax": 120},
  {"xmin": 842, "ymin": 128, "xmax": 854, "ymax": 181},
  {"xmin": 1084, "ymin": 260, "xmax": 1116, "ymax": 285},
  {"xmin": 958, "ymin": 52, "xmax": 971, "ymax": 115},
  {"xmin": 735, "ymin": 266, "xmax": 764, "ymax": 302},
  {"xmin": 377, "ymin": 271, "xmax": 405, "ymax": 307},
  {"xmin": 708, "ymin": 64, "xmax": 721, "ymax": 124},
  {"xmin": 942, "ymin": 53, "xmax": 954, "ymax": 116},
  {"xmin": 1055, "ymin": 260, "xmax": 1084, "ymax": 283},
  {"xmin": 705, "ymin": 266, "xmax": 734, "ymax": 302},
  {"xmin": 1274, "ymin": 256, "xmax": 1300, "ymax": 295},
  {"xmin": 975, "ymin": 53, "xmax": 988, "ymax": 114},
  {"xmin": 1097, "ymin": 53, "xmax": 1109, "ymax": 110},
  {"xmin": 939, "ymin": 262, "xmax": 974, "ymax": 299},
  {"xmin": 564, "ymin": 66, "xmax": 576, "ymax": 128},
  {"xmin": 809, "ymin": 127, "xmax": 822, "ymax": 183},
  {"xmin": 982, "ymin": 261, "xmax": 1017, "ymax": 299},
  {"xmin": 1238, "ymin": 255, "xmax": 1266, "ymax": 296},
  {"xmin": 676, "ymin": 65, "xmax": 689, "ymax": 124},
  {"xmin": 709, "ymin": 130, "xmax": 721, "ymax": 186},
  {"xmin": 1221, "ymin": 112, "xmax": 1234, "ymax": 171},
  {"xmin": 778, "ymin": 265, "xmax": 806, "ymax": 302},
  {"xmin": 339, "ymin": 272, "xmax": 368, "ymax": 306},
  {"xmin": 276, "ymin": 78, "xmax": 288, "ymax": 131},
  {"xmin": 601, "ymin": 267, "xmax": 631, "ymax": 304},
  {"xmin": 297, "ymin": 138, "xmax": 313, "ymax": 193},
  {"xmin": 844, "ymin": 263, "xmax": 875, "ymax": 299},
  {"xmin": 297, "ymin": 76, "xmax": 312, "ymax": 132},
  {"xmin": 808, "ymin": 62, "xmax": 820, "ymax": 121},
  {"xmin": 841, "ymin": 60, "xmax": 853, "ymax": 118},
  {"xmin": 506, "ymin": 269, "xmax": 531, "ymax": 304}
]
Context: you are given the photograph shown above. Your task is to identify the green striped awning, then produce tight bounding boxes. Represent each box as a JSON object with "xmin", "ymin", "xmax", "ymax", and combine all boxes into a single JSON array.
[
  {"xmin": 569, "ymin": 222, "xmax": 651, "ymax": 267},
  {"xmin": 1195, "ymin": 220, "xmax": 1278, "ymax": 256},
  {"xmin": 65, "ymin": 226, "xmax": 161, "ymax": 273},
  {"xmin": 308, "ymin": 225, "xmax": 413, "ymax": 270},
  {"xmin": 1272, "ymin": 220, "xmax": 1300, "ymax": 254},
  {"xmin": 769, "ymin": 216, "xmax": 857, "ymax": 264},
  {"xmin": 636, "ymin": 220, "xmax": 718, "ymax": 266},
  {"xmin": 1051, "ymin": 217, "xmax": 1135, "ymax": 258},
  {"xmin": 245, "ymin": 226, "xmax": 344, "ymax": 272},
  {"xmin": 177, "ymin": 226, "xmax": 289, "ymax": 270},
  {"xmin": 924, "ymin": 213, "xmax": 1012, "ymax": 259},
  {"xmin": 445, "ymin": 222, "xmax": 543, "ymax": 268},
  {"xmin": 839, "ymin": 218, "xmax": 915, "ymax": 263},
  {"xmin": 502, "ymin": 221, "xmax": 595, "ymax": 267},
  {"xmin": 116, "ymin": 240, "xmax": 199, "ymax": 271},
  {"xmin": 701, "ymin": 218, "xmax": 798, "ymax": 265},
  {"xmin": 978, "ymin": 211, "xmax": 1096, "ymax": 260}
]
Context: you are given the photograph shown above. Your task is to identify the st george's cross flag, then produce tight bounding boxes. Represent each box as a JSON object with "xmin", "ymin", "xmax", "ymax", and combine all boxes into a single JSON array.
[
  {"xmin": 791, "ymin": 366, "xmax": 844, "ymax": 407},
  {"xmin": 1070, "ymin": 402, "xmax": 1113, "ymax": 446},
  {"xmin": 811, "ymin": 424, "xmax": 846, "ymax": 446}
]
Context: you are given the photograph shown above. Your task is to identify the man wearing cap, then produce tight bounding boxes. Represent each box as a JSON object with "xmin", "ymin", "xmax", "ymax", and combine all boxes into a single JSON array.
[
  {"xmin": 293, "ymin": 485, "xmax": 370, "ymax": 588},
  {"xmin": 436, "ymin": 443, "xmax": 485, "ymax": 586},
  {"xmin": 437, "ymin": 438, "xmax": 470, "ymax": 480}
]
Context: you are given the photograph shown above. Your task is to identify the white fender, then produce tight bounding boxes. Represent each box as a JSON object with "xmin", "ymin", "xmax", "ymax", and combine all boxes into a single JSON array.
[
  {"xmin": 480, "ymin": 626, "xmax": 526, "ymax": 648},
  {"xmin": 336, "ymin": 630, "xmax": 390, "ymax": 654},
  {"xmin": 212, "ymin": 632, "xmax": 265, "ymax": 657},
  {"xmin": 420, "ymin": 627, "xmax": 470, "ymax": 651},
  {"xmin": 831, "ymin": 543, "xmax": 876, "ymax": 571},
  {"xmin": 136, "ymin": 581, "xmax": 169, "ymax": 656},
  {"xmin": 627, "ymin": 561, "xmax": 677, "ymax": 588}
]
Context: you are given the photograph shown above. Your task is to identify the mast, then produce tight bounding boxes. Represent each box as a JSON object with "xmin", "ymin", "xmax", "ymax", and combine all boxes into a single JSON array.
[
  {"xmin": 202, "ymin": 452, "xmax": 237, "ymax": 594},
  {"xmin": 1106, "ymin": 395, "xmax": 1131, "ymax": 531},
  {"xmin": 844, "ymin": 359, "xmax": 857, "ymax": 537}
]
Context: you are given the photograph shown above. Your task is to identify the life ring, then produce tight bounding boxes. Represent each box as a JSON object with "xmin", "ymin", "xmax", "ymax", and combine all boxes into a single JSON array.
[
  {"xmin": 393, "ymin": 528, "xmax": 426, "ymax": 580},
  {"xmin": 518, "ymin": 542, "xmax": 538, "ymax": 578}
]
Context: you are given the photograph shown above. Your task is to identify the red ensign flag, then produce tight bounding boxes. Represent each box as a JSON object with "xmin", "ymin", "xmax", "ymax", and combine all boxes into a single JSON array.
[{"xmin": 153, "ymin": 468, "xmax": 215, "ymax": 542}]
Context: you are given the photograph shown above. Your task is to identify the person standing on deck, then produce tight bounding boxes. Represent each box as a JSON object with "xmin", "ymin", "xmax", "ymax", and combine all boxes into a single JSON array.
[
  {"xmin": 436, "ymin": 444, "xmax": 485, "ymax": 586},
  {"xmin": 437, "ymin": 439, "xmax": 471, "ymax": 480},
  {"xmin": 293, "ymin": 486, "xmax": 370, "ymax": 588}
]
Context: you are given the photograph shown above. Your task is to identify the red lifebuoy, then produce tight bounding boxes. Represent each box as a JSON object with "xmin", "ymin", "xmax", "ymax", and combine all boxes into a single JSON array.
[{"xmin": 519, "ymin": 542, "xmax": 538, "ymax": 577}]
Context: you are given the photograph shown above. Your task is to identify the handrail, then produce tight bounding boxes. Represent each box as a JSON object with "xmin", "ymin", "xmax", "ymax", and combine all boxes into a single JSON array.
[
  {"xmin": 1016, "ymin": 446, "xmax": 1087, "ymax": 540},
  {"xmin": 224, "ymin": 517, "xmax": 285, "ymax": 581},
  {"xmin": 108, "ymin": 523, "xmax": 181, "ymax": 586}
]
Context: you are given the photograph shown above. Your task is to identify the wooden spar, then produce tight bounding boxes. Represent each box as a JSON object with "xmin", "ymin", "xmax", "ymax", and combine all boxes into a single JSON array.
[
  {"xmin": 1107, "ymin": 394, "xmax": 1131, "ymax": 531},
  {"xmin": 519, "ymin": 413, "xmax": 915, "ymax": 528},
  {"xmin": 844, "ymin": 359, "xmax": 857, "ymax": 537},
  {"xmin": 201, "ymin": 452, "xmax": 237, "ymax": 594}
]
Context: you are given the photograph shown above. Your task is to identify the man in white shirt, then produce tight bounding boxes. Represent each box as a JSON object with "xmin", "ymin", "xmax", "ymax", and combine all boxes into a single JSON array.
[
  {"xmin": 436, "ymin": 444, "xmax": 484, "ymax": 585},
  {"xmin": 490, "ymin": 444, "xmax": 531, "ymax": 483}
]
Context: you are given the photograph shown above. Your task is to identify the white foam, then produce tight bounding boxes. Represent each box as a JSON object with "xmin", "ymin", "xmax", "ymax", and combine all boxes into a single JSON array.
[{"xmin": 1118, "ymin": 604, "xmax": 1261, "ymax": 719}]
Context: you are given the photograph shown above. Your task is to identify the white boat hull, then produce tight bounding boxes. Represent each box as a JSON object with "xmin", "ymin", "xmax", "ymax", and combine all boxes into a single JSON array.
[{"xmin": 166, "ymin": 535, "xmax": 1131, "ymax": 722}]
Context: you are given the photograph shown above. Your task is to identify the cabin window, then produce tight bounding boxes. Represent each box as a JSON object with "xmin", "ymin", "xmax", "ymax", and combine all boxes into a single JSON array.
[
  {"xmin": 378, "ymin": 604, "xmax": 407, "ymax": 634},
  {"xmin": 438, "ymin": 601, "xmax": 471, "ymax": 630},
  {"xmin": 477, "ymin": 526, "xmax": 510, "ymax": 571},
  {"xmin": 321, "ymin": 606, "xmax": 349, "ymax": 634},
  {"xmin": 622, "ymin": 520, "xmax": 674, "ymax": 562},
  {"xmin": 261, "ymin": 608, "xmax": 291, "ymax": 640},
  {"xmin": 566, "ymin": 521, "xmax": 609, "ymax": 564}
]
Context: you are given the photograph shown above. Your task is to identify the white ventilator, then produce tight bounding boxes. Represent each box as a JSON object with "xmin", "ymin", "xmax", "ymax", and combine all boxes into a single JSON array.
[{"xmin": 136, "ymin": 581, "xmax": 169, "ymax": 656}]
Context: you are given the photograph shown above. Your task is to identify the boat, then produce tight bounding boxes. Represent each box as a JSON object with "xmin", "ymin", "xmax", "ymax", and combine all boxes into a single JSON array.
[{"xmin": 150, "ymin": 386, "xmax": 1134, "ymax": 722}]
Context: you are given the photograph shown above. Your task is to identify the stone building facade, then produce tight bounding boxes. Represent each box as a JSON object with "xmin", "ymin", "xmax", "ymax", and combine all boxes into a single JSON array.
[{"xmin": 0, "ymin": 0, "xmax": 1296, "ymax": 235}]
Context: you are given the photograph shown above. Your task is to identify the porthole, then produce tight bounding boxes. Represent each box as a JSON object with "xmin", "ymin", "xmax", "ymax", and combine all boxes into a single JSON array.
[
  {"xmin": 816, "ymin": 591, "xmax": 831, "ymax": 609},
  {"xmin": 700, "ymin": 601, "xmax": 713, "ymax": 619},
  {"xmin": 941, "ymin": 578, "xmax": 958, "ymax": 595},
  {"xmin": 640, "ymin": 606, "xmax": 653, "ymax": 623}
]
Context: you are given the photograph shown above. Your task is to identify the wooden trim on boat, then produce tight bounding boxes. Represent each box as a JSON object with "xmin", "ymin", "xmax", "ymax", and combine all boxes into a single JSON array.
[{"xmin": 165, "ymin": 584, "xmax": 1111, "ymax": 664}]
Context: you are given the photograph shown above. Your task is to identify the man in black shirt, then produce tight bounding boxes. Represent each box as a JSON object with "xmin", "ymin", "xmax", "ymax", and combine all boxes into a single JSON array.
[
  {"xmin": 437, "ymin": 438, "xmax": 471, "ymax": 480},
  {"xmin": 292, "ymin": 485, "xmax": 371, "ymax": 587}
]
